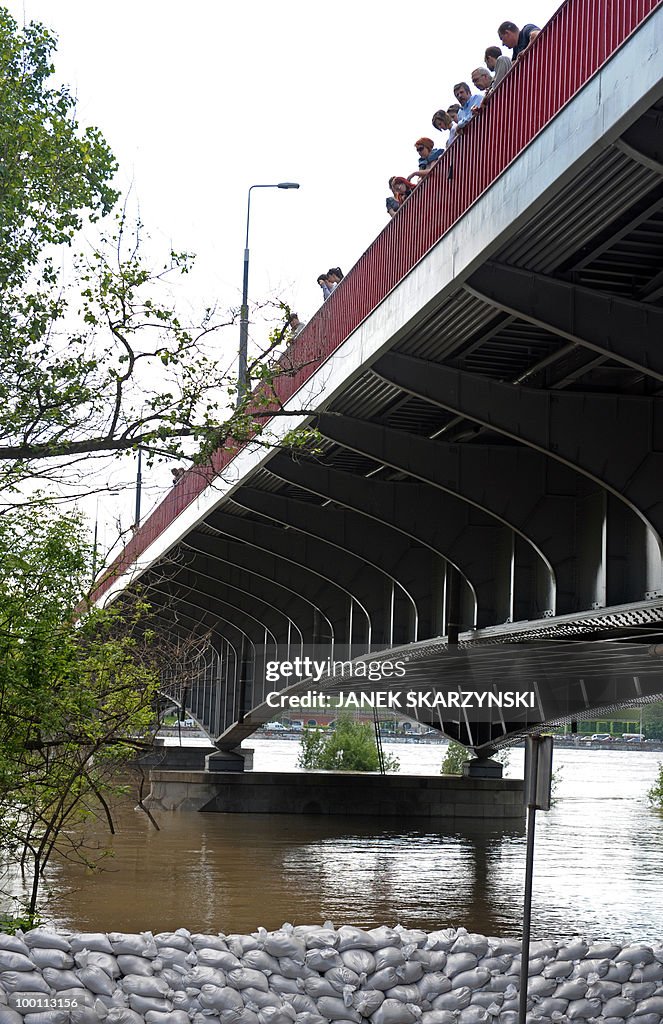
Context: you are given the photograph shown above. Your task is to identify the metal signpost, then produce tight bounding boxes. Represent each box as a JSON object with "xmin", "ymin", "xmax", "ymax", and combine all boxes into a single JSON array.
[{"xmin": 518, "ymin": 735, "xmax": 554, "ymax": 1024}]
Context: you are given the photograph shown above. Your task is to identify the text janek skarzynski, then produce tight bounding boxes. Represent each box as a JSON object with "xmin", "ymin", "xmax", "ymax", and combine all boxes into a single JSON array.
[{"xmin": 264, "ymin": 660, "xmax": 536, "ymax": 710}]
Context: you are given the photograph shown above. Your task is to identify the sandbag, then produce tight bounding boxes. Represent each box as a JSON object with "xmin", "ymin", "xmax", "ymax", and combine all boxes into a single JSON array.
[
  {"xmin": 278, "ymin": 960, "xmax": 312, "ymax": 981},
  {"xmin": 152, "ymin": 948, "xmax": 189, "ymax": 969},
  {"xmin": 0, "ymin": 1011, "xmax": 23, "ymax": 1024},
  {"xmin": 303, "ymin": 978, "xmax": 338, "ymax": 999},
  {"xmin": 586, "ymin": 944, "xmax": 622, "ymax": 960},
  {"xmin": 326, "ymin": 968, "xmax": 361, "ymax": 994},
  {"xmin": 0, "ymin": 974, "xmax": 50, "ymax": 995},
  {"xmin": 144, "ymin": 1012, "xmax": 192, "ymax": 1024},
  {"xmin": 0, "ymin": 939, "xmax": 29, "ymax": 957},
  {"xmin": 602, "ymin": 998, "xmax": 637, "ymax": 1017},
  {"xmin": 625, "ymin": 1015, "xmax": 662, "ymax": 1024},
  {"xmin": 558, "ymin": 942, "xmax": 589, "ymax": 962},
  {"xmin": 351, "ymin": 990, "xmax": 385, "ymax": 1017},
  {"xmin": 470, "ymin": 992, "xmax": 502, "ymax": 1010},
  {"xmin": 450, "ymin": 970, "xmax": 491, "ymax": 992},
  {"xmin": 69, "ymin": 935, "xmax": 114, "ymax": 956},
  {"xmin": 451, "ymin": 935, "xmax": 489, "ymax": 960},
  {"xmin": 631, "ymin": 966, "xmax": 663, "ymax": 983},
  {"xmin": 198, "ymin": 949, "xmax": 243, "ymax": 971},
  {"xmin": 480, "ymin": 957, "xmax": 512, "ymax": 974},
  {"xmin": 257, "ymin": 1007, "xmax": 297, "ymax": 1024},
  {"xmin": 22, "ymin": 1013, "xmax": 69, "ymax": 1024},
  {"xmin": 605, "ymin": 964, "xmax": 635, "ymax": 983},
  {"xmin": 105, "ymin": 1011, "xmax": 145, "ymax": 1024},
  {"xmin": 22, "ymin": 933, "xmax": 70, "ymax": 955},
  {"xmin": 486, "ymin": 940, "xmax": 520, "ymax": 957},
  {"xmin": 190, "ymin": 934, "xmax": 229, "ymax": 951},
  {"xmin": 0, "ymin": 954, "xmax": 36, "ymax": 974},
  {"xmin": 27, "ymin": 950, "xmax": 72, "ymax": 972},
  {"xmin": 430, "ymin": 989, "xmax": 472, "ymax": 1012},
  {"xmin": 127, "ymin": 994, "xmax": 173, "ymax": 1015},
  {"xmin": 416, "ymin": 974, "xmax": 452, "ymax": 1000},
  {"xmin": 109, "ymin": 933, "xmax": 157, "ymax": 958},
  {"xmin": 75, "ymin": 951, "xmax": 119, "ymax": 978},
  {"xmin": 425, "ymin": 933, "xmax": 457, "ymax": 954},
  {"xmin": 566, "ymin": 998, "xmax": 602, "ymax": 1019},
  {"xmin": 369, "ymin": 1000, "xmax": 421, "ymax": 1024},
  {"xmin": 623, "ymin": 984, "xmax": 658, "ymax": 1002},
  {"xmin": 543, "ymin": 962, "xmax": 573, "ymax": 980},
  {"xmin": 269, "ymin": 976, "xmax": 301, "ymax": 996},
  {"xmin": 535, "ymin": 998, "xmax": 569, "ymax": 1017},
  {"xmin": 262, "ymin": 935, "xmax": 306, "ymax": 962},
  {"xmin": 116, "ymin": 956, "xmax": 154, "ymax": 978},
  {"xmin": 341, "ymin": 951, "xmax": 377, "ymax": 976},
  {"xmin": 221, "ymin": 1009, "xmax": 261, "ymax": 1024},
  {"xmin": 303, "ymin": 931, "xmax": 338, "ymax": 951},
  {"xmin": 394, "ymin": 930, "xmax": 427, "ymax": 950},
  {"xmin": 365, "ymin": 970, "xmax": 402, "ymax": 993},
  {"xmin": 571, "ymin": 959, "xmax": 609, "ymax": 979},
  {"xmin": 152, "ymin": 933, "xmax": 190, "ymax": 953},
  {"xmin": 316, "ymin": 997, "xmax": 362, "ymax": 1022},
  {"xmin": 121, "ymin": 975, "xmax": 170, "ymax": 999},
  {"xmin": 421, "ymin": 1013, "xmax": 456, "ymax": 1024},
  {"xmin": 293, "ymin": 1014, "xmax": 327, "ymax": 1024},
  {"xmin": 528, "ymin": 943, "xmax": 557, "ymax": 961},
  {"xmin": 526, "ymin": 978, "xmax": 556, "ymax": 998},
  {"xmin": 228, "ymin": 968, "xmax": 270, "ymax": 993},
  {"xmin": 41, "ymin": 970, "xmax": 83, "ymax": 992},
  {"xmin": 616, "ymin": 948, "xmax": 655, "ymax": 966},
  {"xmin": 368, "ymin": 930, "xmax": 402, "ymax": 950},
  {"xmin": 241, "ymin": 988, "xmax": 283, "ymax": 1010},
  {"xmin": 242, "ymin": 952, "xmax": 281, "ymax": 976},
  {"xmin": 410, "ymin": 952, "xmax": 447, "ymax": 973},
  {"xmin": 398, "ymin": 964, "xmax": 425, "ymax": 985},
  {"xmin": 586, "ymin": 981, "xmax": 623, "ymax": 1000},
  {"xmin": 305, "ymin": 950, "xmax": 342, "ymax": 973},
  {"xmin": 337, "ymin": 930, "xmax": 379, "ymax": 954},
  {"xmin": 457, "ymin": 1006, "xmax": 490, "ymax": 1024},
  {"xmin": 553, "ymin": 980, "xmax": 588, "ymax": 1001},
  {"xmin": 444, "ymin": 954, "xmax": 478, "ymax": 979},
  {"xmin": 284, "ymin": 996, "xmax": 318, "ymax": 1015},
  {"xmin": 74, "ymin": 967, "xmax": 116, "ymax": 997},
  {"xmin": 385, "ymin": 987, "xmax": 423, "ymax": 1006},
  {"xmin": 634, "ymin": 1001, "xmax": 663, "ymax": 1016},
  {"xmin": 197, "ymin": 986, "xmax": 243, "ymax": 1012}
]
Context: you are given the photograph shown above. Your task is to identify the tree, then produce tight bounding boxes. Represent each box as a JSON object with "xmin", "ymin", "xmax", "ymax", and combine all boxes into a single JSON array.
[
  {"xmin": 647, "ymin": 763, "xmax": 663, "ymax": 809},
  {"xmin": 0, "ymin": 10, "xmax": 310, "ymax": 495},
  {"xmin": 297, "ymin": 717, "xmax": 400, "ymax": 773},
  {"xmin": 642, "ymin": 702, "xmax": 663, "ymax": 740},
  {"xmin": 0, "ymin": 503, "xmax": 203, "ymax": 925}
]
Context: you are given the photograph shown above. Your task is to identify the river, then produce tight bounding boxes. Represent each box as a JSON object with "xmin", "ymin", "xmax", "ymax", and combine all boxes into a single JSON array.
[{"xmin": 25, "ymin": 740, "xmax": 663, "ymax": 942}]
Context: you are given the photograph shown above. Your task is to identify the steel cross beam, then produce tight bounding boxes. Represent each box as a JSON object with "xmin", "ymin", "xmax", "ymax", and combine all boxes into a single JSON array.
[
  {"xmin": 373, "ymin": 354, "xmax": 663, "ymax": 541},
  {"xmin": 267, "ymin": 454, "xmax": 543, "ymax": 625},
  {"xmin": 466, "ymin": 262, "xmax": 663, "ymax": 383}
]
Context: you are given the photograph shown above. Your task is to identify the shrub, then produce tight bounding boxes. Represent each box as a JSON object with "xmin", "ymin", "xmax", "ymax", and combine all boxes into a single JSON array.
[
  {"xmin": 297, "ymin": 717, "xmax": 399, "ymax": 772},
  {"xmin": 647, "ymin": 762, "xmax": 663, "ymax": 808}
]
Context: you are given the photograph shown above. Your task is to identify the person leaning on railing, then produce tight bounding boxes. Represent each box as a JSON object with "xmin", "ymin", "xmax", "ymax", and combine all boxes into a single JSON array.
[
  {"xmin": 497, "ymin": 20, "xmax": 540, "ymax": 61},
  {"xmin": 408, "ymin": 137, "xmax": 445, "ymax": 184},
  {"xmin": 484, "ymin": 45, "xmax": 512, "ymax": 90}
]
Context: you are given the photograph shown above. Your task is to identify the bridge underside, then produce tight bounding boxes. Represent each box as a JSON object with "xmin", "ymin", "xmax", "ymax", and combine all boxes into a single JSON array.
[{"xmin": 123, "ymin": 38, "xmax": 663, "ymax": 756}]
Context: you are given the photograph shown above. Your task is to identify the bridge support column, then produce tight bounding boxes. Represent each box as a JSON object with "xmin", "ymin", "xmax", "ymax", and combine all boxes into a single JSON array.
[
  {"xmin": 206, "ymin": 747, "xmax": 254, "ymax": 772},
  {"xmin": 463, "ymin": 756, "xmax": 503, "ymax": 779}
]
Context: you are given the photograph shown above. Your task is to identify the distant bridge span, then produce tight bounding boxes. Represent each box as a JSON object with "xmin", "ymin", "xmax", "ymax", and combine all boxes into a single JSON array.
[{"xmin": 95, "ymin": 0, "xmax": 663, "ymax": 757}]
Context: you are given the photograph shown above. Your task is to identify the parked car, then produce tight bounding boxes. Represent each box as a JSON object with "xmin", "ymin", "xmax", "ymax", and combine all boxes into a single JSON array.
[{"xmin": 589, "ymin": 733, "xmax": 613, "ymax": 742}]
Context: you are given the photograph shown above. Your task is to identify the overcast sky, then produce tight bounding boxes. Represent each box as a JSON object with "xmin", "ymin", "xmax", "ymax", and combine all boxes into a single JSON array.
[{"xmin": 6, "ymin": 0, "xmax": 561, "ymax": 546}]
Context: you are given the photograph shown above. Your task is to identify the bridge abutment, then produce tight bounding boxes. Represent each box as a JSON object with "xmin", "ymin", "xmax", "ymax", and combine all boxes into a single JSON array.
[{"xmin": 144, "ymin": 769, "xmax": 523, "ymax": 818}]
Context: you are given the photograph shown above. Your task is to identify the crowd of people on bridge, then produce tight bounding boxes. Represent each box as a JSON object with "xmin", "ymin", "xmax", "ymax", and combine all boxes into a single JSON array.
[{"xmin": 386, "ymin": 20, "xmax": 540, "ymax": 218}]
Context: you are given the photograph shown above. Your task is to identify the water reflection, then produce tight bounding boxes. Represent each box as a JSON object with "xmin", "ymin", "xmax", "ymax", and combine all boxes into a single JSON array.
[{"xmin": 25, "ymin": 742, "xmax": 663, "ymax": 942}]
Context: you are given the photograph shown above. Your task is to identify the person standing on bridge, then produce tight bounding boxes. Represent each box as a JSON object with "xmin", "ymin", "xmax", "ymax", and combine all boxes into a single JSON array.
[
  {"xmin": 484, "ymin": 45, "xmax": 512, "ymax": 91},
  {"xmin": 409, "ymin": 137, "xmax": 444, "ymax": 183},
  {"xmin": 454, "ymin": 83, "xmax": 483, "ymax": 125},
  {"xmin": 317, "ymin": 273, "xmax": 333, "ymax": 301},
  {"xmin": 497, "ymin": 21, "xmax": 540, "ymax": 60}
]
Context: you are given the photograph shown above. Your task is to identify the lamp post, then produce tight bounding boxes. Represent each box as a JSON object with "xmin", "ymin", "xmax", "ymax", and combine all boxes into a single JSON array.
[{"xmin": 238, "ymin": 182, "xmax": 300, "ymax": 407}]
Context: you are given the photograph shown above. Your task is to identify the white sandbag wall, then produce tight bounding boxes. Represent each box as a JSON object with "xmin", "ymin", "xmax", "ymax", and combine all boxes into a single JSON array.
[{"xmin": 0, "ymin": 925, "xmax": 661, "ymax": 1024}]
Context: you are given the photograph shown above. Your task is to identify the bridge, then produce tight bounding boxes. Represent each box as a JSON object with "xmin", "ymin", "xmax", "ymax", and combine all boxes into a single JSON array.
[{"xmin": 96, "ymin": 0, "xmax": 663, "ymax": 762}]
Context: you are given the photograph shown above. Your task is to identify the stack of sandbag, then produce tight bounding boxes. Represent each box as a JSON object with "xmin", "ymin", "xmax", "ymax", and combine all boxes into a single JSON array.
[{"xmin": 0, "ymin": 924, "xmax": 661, "ymax": 1024}]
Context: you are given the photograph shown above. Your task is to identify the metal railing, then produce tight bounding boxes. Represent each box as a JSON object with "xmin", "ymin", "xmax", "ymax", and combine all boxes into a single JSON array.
[{"xmin": 94, "ymin": 0, "xmax": 661, "ymax": 601}]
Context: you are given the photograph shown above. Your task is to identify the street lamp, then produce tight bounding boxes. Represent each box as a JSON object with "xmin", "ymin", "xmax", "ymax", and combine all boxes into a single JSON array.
[{"xmin": 238, "ymin": 182, "xmax": 300, "ymax": 407}]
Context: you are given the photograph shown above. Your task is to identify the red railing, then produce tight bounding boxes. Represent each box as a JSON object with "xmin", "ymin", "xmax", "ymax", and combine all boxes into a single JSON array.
[{"xmin": 94, "ymin": 0, "xmax": 661, "ymax": 600}]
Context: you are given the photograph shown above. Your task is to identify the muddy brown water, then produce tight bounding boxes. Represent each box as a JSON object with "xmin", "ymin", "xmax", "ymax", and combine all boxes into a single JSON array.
[{"xmin": 13, "ymin": 741, "xmax": 663, "ymax": 942}]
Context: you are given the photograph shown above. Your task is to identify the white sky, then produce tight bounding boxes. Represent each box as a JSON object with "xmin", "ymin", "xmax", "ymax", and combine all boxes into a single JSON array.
[{"xmin": 6, "ymin": 0, "xmax": 561, "ymax": 550}]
